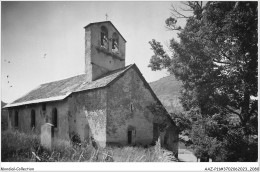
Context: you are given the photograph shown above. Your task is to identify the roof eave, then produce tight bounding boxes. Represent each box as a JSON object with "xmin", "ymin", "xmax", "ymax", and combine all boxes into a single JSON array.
[{"xmin": 4, "ymin": 93, "xmax": 71, "ymax": 108}]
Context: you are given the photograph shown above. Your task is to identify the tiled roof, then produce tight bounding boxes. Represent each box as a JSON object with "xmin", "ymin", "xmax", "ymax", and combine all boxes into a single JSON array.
[{"xmin": 5, "ymin": 64, "xmax": 133, "ymax": 108}]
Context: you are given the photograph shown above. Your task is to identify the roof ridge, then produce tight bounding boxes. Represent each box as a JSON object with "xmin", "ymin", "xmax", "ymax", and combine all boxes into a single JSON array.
[
  {"xmin": 40, "ymin": 73, "xmax": 86, "ymax": 86},
  {"xmin": 40, "ymin": 65, "xmax": 132, "ymax": 86},
  {"xmin": 72, "ymin": 64, "xmax": 134, "ymax": 93},
  {"xmin": 104, "ymin": 64, "xmax": 135, "ymax": 87}
]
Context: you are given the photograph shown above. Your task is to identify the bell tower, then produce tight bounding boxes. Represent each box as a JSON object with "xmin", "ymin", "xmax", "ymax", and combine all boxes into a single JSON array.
[{"xmin": 84, "ymin": 21, "xmax": 126, "ymax": 82}]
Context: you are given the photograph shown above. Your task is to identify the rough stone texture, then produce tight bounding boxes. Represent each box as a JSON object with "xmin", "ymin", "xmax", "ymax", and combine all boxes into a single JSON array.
[
  {"xmin": 107, "ymin": 68, "xmax": 155, "ymax": 145},
  {"xmin": 8, "ymin": 101, "xmax": 70, "ymax": 140},
  {"xmin": 85, "ymin": 22, "xmax": 126, "ymax": 81},
  {"xmin": 92, "ymin": 63, "xmax": 110, "ymax": 81},
  {"xmin": 67, "ymin": 89, "xmax": 107, "ymax": 147},
  {"xmin": 8, "ymin": 104, "xmax": 44, "ymax": 133},
  {"xmin": 106, "ymin": 68, "xmax": 178, "ymax": 155},
  {"xmin": 85, "ymin": 27, "xmax": 92, "ymax": 82}
]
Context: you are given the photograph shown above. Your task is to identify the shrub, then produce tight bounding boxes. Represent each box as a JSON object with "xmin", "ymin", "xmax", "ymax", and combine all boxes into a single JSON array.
[
  {"xmin": 1, "ymin": 130, "xmax": 96, "ymax": 162},
  {"xmin": 1, "ymin": 130, "xmax": 177, "ymax": 162},
  {"xmin": 104, "ymin": 139, "xmax": 176, "ymax": 162},
  {"xmin": 1, "ymin": 130, "xmax": 40, "ymax": 162}
]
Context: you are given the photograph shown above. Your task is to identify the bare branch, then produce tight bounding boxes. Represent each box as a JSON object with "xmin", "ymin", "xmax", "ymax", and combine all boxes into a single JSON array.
[
  {"xmin": 179, "ymin": 7, "xmax": 194, "ymax": 12},
  {"xmin": 181, "ymin": 1, "xmax": 189, "ymax": 6},
  {"xmin": 170, "ymin": 4, "xmax": 189, "ymax": 18},
  {"xmin": 195, "ymin": 1, "xmax": 203, "ymax": 8},
  {"xmin": 224, "ymin": 106, "xmax": 243, "ymax": 122},
  {"xmin": 180, "ymin": 1, "xmax": 193, "ymax": 11}
]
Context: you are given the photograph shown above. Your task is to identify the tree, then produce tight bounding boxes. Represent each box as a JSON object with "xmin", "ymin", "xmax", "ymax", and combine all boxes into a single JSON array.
[{"xmin": 149, "ymin": 1, "xmax": 258, "ymax": 161}]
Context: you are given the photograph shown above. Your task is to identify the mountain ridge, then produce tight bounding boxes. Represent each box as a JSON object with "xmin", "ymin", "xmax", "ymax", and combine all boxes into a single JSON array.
[{"xmin": 149, "ymin": 75, "xmax": 183, "ymax": 114}]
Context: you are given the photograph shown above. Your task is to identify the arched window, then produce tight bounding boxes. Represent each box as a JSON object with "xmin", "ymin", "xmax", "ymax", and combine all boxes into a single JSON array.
[
  {"xmin": 101, "ymin": 26, "xmax": 108, "ymax": 49},
  {"xmin": 112, "ymin": 32, "xmax": 119, "ymax": 53},
  {"xmin": 14, "ymin": 111, "xmax": 18, "ymax": 127},
  {"xmin": 52, "ymin": 108, "xmax": 58, "ymax": 128},
  {"xmin": 31, "ymin": 109, "xmax": 36, "ymax": 129},
  {"xmin": 42, "ymin": 103, "xmax": 46, "ymax": 111}
]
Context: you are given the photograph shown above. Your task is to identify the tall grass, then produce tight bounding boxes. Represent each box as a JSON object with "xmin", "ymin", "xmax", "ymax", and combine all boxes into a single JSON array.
[
  {"xmin": 1, "ymin": 130, "xmax": 40, "ymax": 162},
  {"xmin": 1, "ymin": 130, "xmax": 177, "ymax": 162}
]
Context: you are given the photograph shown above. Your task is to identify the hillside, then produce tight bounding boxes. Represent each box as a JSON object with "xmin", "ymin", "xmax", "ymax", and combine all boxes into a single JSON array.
[{"xmin": 149, "ymin": 75, "xmax": 183, "ymax": 114}]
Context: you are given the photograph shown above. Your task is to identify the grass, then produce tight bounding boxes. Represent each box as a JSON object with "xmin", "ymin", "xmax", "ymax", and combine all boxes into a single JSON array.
[
  {"xmin": 1, "ymin": 130, "xmax": 40, "ymax": 161},
  {"xmin": 1, "ymin": 130, "xmax": 177, "ymax": 162}
]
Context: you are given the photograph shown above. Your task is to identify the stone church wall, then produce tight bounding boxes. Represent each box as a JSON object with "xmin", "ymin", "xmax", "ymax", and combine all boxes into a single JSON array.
[
  {"xmin": 106, "ymin": 68, "xmax": 157, "ymax": 146},
  {"xmin": 8, "ymin": 101, "xmax": 70, "ymax": 140},
  {"xmin": 67, "ymin": 88, "xmax": 107, "ymax": 147}
]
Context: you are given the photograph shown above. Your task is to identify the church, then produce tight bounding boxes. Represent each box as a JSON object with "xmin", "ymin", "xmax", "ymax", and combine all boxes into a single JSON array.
[{"xmin": 5, "ymin": 21, "xmax": 178, "ymax": 156}]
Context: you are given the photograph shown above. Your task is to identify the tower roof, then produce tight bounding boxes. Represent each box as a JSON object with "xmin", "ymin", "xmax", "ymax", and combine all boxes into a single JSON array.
[{"xmin": 84, "ymin": 21, "xmax": 127, "ymax": 42}]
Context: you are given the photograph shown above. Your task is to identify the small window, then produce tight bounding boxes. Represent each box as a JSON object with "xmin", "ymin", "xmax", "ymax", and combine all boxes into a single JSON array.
[
  {"xmin": 31, "ymin": 109, "xmax": 36, "ymax": 129},
  {"xmin": 101, "ymin": 26, "xmax": 108, "ymax": 49},
  {"xmin": 42, "ymin": 103, "xmax": 46, "ymax": 111},
  {"xmin": 52, "ymin": 108, "xmax": 58, "ymax": 128},
  {"xmin": 14, "ymin": 111, "xmax": 18, "ymax": 127},
  {"xmin": 112, "ymin": 32, "xmax": 119, "ymax": 53}
]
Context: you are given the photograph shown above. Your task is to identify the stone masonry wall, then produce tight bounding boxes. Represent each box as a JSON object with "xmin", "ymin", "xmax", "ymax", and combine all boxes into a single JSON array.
[
  {"xmin": 85, "ymin": 22, "xmax": 126, "ymax": 82},
  {"xmin": 106, "ymin": 68, "xmax": 159, "ymax": 146},
  {"xmin": 90, "ymin": 22, "xmax": 126, "ymax": 70},
  {"xmin": 106, "ymin": 67, "xmax": 178, "ymax": 157},
  {"xmin": 67, "ymin": 88, "xmax": 107, "ymax": 147},
  {"xmin": 8, "ymin": 101, "xmax": 70, "ymax": 140}
]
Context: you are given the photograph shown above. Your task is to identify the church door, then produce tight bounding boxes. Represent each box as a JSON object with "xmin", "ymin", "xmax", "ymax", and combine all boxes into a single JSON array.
[
  {"xmin": 127, "ymin": 128, "xmax": 136, "ymax": 145},
  {"xmin": 128, "ymin": 130, "xmax": 132, "ymax": 144}
]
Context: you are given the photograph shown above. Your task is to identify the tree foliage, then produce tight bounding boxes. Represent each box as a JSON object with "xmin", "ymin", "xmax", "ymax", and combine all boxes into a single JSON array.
[{"xmin": 149, "ymin": 1, "xmax": 258, "ymax": 161}]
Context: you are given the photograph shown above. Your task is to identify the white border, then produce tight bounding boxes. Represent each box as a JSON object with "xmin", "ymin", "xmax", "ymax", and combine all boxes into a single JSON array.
[{"xmin": 1, "ymin": 162, "xmax": 259, "ymax": 172}]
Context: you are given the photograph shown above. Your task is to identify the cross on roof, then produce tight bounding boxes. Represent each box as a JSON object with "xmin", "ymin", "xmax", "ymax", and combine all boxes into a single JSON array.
[{"xmin": 105, "ymin": 13, "xmax": 108, "ymax": 21}]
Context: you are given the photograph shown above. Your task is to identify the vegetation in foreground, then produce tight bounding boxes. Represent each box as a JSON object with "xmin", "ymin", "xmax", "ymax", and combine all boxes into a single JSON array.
[{"xmin": 1, "ymin": 130, "xmax": 176, "ymax": 162}]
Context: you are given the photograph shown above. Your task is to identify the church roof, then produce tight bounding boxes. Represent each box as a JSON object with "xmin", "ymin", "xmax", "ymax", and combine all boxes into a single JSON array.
[{"xmin": 5, "ymin": 64, "xmax": 133, "ymax": 108}]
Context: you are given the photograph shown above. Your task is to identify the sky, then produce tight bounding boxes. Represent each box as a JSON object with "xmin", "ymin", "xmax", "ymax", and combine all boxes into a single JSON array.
[{"xmin": 1, "ymin": 1, "xmax": 188, "ymax": 103}]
